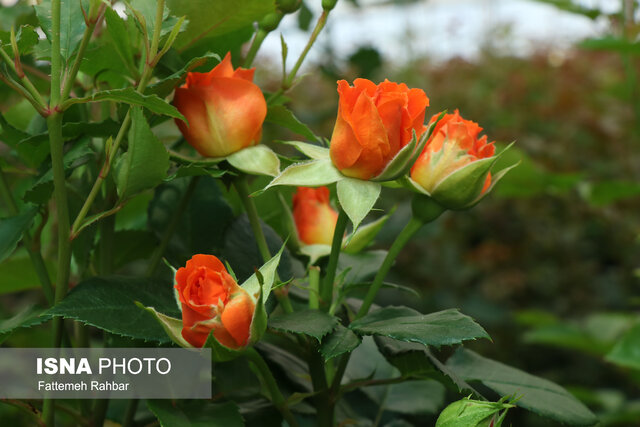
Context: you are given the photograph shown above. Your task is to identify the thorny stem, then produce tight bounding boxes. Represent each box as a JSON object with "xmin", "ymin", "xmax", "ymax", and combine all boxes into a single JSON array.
[
  {"xmin": 70, "ymin": 0, "xmax": 166, "ymax": 238},
  {"xmin": 43, "ymin": 0, "xmax": 69, "ymax": 424}
]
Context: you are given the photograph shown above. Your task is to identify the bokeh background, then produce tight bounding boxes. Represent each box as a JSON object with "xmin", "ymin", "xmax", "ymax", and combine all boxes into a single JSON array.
[{"xmin": 256, "ymin": 0, "xmax": 640, "ymax": 425}]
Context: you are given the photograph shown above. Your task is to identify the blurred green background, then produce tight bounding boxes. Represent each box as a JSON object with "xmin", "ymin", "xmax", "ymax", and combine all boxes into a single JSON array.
[{"xmin": 255, "ymin": 0, "xmax": 640, "ymax": 425}]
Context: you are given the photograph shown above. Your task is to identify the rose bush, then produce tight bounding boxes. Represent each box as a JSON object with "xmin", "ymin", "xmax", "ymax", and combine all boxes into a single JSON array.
[
  {"xmin": 292, "ymin": 186, "xmax": 339, "ymax": 245},
  {"xmin": 173, "ymin": 52, "xmax": 267, "ymax": 158},
  {"xmin": 329, "ymin": 78, "xmax": 429, "ymax": 180},
  {"xmin": 175, "ymin": 254, "xmax": 255, "ymax": 348}
]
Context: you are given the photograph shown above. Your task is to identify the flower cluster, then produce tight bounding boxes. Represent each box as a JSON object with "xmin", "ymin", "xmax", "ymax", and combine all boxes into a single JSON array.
[{"xmin": 170, "ymin": 55, "xmax": 514, "ymax": 349}]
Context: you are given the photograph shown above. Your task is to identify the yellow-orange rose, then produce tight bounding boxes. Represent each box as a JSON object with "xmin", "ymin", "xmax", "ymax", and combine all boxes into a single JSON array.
[
  {"xmin": 173, "ymin": 52, "xmax": 267, "ymax": 158},
  {"xmin": 410, "ymin": 110, "xmax": 495, "ymax": 195},
  {"xmin": 329, "ymin": 78, "xmax": 429, "ymax": 180},
  {"xmin": 292, "ymin": 186, "xmax": 338, "ymax": 245},
  {"xmin": 175, "ymin": 254, "xmax": 255, "ymax": 349}
]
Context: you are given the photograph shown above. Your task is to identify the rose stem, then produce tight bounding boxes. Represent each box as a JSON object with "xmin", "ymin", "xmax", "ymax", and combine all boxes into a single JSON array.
[
  {"xmin": 267, "ymin": 9, "xmax": 331, "ymax": 104},
  {"xmin": 234, "ymin": 175, "xmax": 294, "ymax": 313},
  {"xmin": 245, "ymin": 348, "xmax": 299, "ymax": 427},
  {"xmin": 319, "ymin": 208, "xmax": 348, "ymax": 311},
  {"xmin": 327, "ymin": 215, "xmax": 427, "ymax": 414}
]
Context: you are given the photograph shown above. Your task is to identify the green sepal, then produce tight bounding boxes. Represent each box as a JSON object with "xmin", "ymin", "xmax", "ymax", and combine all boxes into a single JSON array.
[
  {"xmin": 135, "ymin": 303, "xmax": 191, "ymax": 348},
  {"xmin": 465, "ymin": 158, "xmax": 521, "ymax": 208},
  {"xmin": 226, "ymin": 145, "xmax": 280, "ymax": 177},
  {"xmin": 432, "ymin": 142, "xmax": 516, "ymax": 209},
  {"xmin": 371, "ymin": 110, "xmax": 444, "ymax": 182},
  {"xmin": 337, "ymin": 178, "xmax": 381, "ymax": 231},
  {"xmin": 277, "ymin": 192, "xmax": 302, "ymax": 252},
  {"xmin": 299, "ymin": 244, "xmax": 331, "ymax": 265},
  {"xmin": 240, "ymin": 243, "xmax": 285, "ymax": 300},
  {"xmin": 248, "ymin": 275, "xmax": 267, "ymax": 345},
  {"xmin": 278, "ymin": 140, "xmax": 329, "ymax": 159},
  {"xmin": 260, "ymin": 158, "xmax": 343, "ymax": 194},
  {"xmin": 436, "ymin": 396, "xmax": 515, "ymax": 427},
  {"xmin": 343, "ymin": 209, "xmax": 393, "ymax": 253}
]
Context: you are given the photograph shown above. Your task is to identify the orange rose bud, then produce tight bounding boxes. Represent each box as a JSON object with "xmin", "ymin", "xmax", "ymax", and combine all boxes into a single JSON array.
[
  {"xmin": 173, "ymin": 52, "xmax": 267, "ymax": 158},
  {"xmin": 292, "ymin": 186, "xmax": 339, "ymax": 245},
  {"xmin": 175, "ymin": 254, "xmax": 255, "ymax": 349},
  {"xmin": 410, "ymin": 110, "xmax": 496, "ymax": 195},
  {"xmin": 329, "ymin": 78, "xmax": 429, "ymax": 180}
]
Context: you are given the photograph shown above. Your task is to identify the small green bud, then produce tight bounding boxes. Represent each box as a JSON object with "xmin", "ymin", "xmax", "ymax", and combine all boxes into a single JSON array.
[
  {"xmin": 322, "ymin": 0, "xmax": 338, "ymax": 11},
  {"xmin": 277, "ymin": 0, "xmax": 302, "ymax": 14},
  {"xmin": 259, "ymin": 11, "xmax": 284, "ymax": 32},
  {"xmin": 436, "ymin": 397, "xmax": 514, "ymax": 427}
]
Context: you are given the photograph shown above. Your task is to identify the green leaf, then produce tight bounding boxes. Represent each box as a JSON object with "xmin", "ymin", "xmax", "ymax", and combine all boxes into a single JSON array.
[
  {"xmin": 35, "ymin": 0, "xmax": 87, "ymax": 61},
  {"xmin": 436, "ymin": 397, "xmax": 514, "ymax": 427},
  {"xmin": 104, "ymin": 6, "xmax": 136, "ymax": 75},
  {"xmin": 148, "ymin": 177, "xmax": 234, "ymax": 265},
  {"xmin": 269, "ymin": 309, "xmax": 338, "ymax": 342},
  {"xmin": 147, "ymin": 400, "xmax": 244, "ymax": 427},
  {"xmin": 115, "ymin": 108, "xmax": 170, "ymax": 200},
  {"xmin": 343, "ymin": 211, "xmax": 392, "ymax": 253},
  {"xmin": 266, "ymin": 105, "xmax": 320, "ymax": 142},
  {"xmin": 46, "ymin": 276, "xmax": 180, "ymax": 342},
  {"xmin": 19, "ymin": 119, "xmax": 121, "ymax": 147},
  {"xmin": 583, "ymin": 180, "xmax": 640, "ymax": 206},
  {"xmin": 262, "ymin": 159, "xmax": 343, "ymax": 192},
  {"xmin": 278, "ymin": 140, "xmax": 329, "ymax": 160},
  {"xmin": 24, "ymin": 139, "xmax": 95, "ymax": 204},
  {"xmin": 165, "ymin": 165, "xmax": 226, "ymax": 181},
  {"xmin": 606, "ymin": 322, "xmax": 640, "ymax": 370},
  {"xmin": 147, "ymin": 53, "xmax": 221, "ymax": 98},
  {"xmin": 320, "ymin": 324, "xmax": 361, "ymax": 361},
  {"xmin": 337, "ymin": 250, "xmax": 387, "ymax": 285},
  {"xmin": 126, "ymin": 0, "xmax": 181, "ymax": 43},
  {"xmin": 447, "ymin": 349, "xmax": 598, "ymax": 426},
  {"xmin": 533, "ymin": 0, "xmax": 601, "ymax": 19},
  {"xmin": 350, "ymin": 307, "xmax": 490, "ymax": 348},
  {"xmin": 65, "ymin": 88, "xmax": 186, "ymax": 121},
  {"xmin": 226, "ymin": 145, "xmax": 280, "ymax": 177},
  {"xmin": 374, "ymin": 380, "xmax": 446, "ymax": 415},
  {"xmin": 0, "ymin": 207, "xmax": 37, "ymax": 263},
  {"xmin": 0, "ymin": 253, "xmax": 55, "ymax": 295},
  {"xmin": 374, "ymin": 336, "xmax": 478, "ymax": 394},
  {"xmin": 167, "ymin": 0, "xmax": 275, "ymax": 47},
  {"xmin": 0, "ymin": 305, "xmax": 51, "ymax": 346},
  {"xmin": 1, "ymin": 25, "xmax": 39, "ymax": 56},
  {"xmin": 0, "ymin": 114, "xmax": 49, "ymax": 168},
  {"xmin": 240, "ymin": 244, "xmax": 284, "ymax": 301},
  {"xmin": 580, "ymin": 37, "xmax": 640, "ymax": 53},
  {"xmin": 337, "ymin": 178, "xmax": 381, "ymax": 231},
  {"xmin": 137, "ymin": 303, "xmax": 190, "ymax": 348}
]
